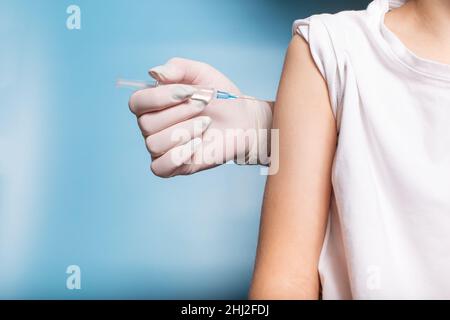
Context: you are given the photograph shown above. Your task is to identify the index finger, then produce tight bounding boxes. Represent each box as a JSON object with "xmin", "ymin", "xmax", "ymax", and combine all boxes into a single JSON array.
[{"xmin": 128, "ymin": 84, "xmax": 196, "ymax": 116}]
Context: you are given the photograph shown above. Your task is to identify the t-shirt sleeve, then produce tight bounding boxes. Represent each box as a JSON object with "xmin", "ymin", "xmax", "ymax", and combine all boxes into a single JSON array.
[{"xmin": 292, "ymin": 15, "xmax": 346, "ymax": 122}]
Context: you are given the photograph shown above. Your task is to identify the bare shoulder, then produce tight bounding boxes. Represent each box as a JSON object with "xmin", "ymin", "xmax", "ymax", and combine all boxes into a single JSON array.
[
  {"xmin": 285, "ymin": 34, "xmax": 326, "ymax": 81},
  {"xmin": 284, "ymin": 34, "xmax": 318, "ymax": 74},
  {"xmin": 279, "ymin": 34, "xmax": 332, "ymax": 114}
]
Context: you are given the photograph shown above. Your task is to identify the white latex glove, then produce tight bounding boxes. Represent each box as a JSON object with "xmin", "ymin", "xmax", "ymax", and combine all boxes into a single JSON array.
[{"xmin": 128, "ymin": 57, "xmax": 273, "ymax": 177}]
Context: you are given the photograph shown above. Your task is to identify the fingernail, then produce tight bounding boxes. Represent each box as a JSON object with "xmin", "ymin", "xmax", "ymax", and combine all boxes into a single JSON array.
[
  {"xmin": 172, "ymin": 85, "xmax": 197, "ymax": 100},
  {"xmin": 148, "ymin": 65, "xmax": 167, "ymax": 79},
  {"xmin": 149, "ymin": 64, "xmax": 178, "ymax": 82}
]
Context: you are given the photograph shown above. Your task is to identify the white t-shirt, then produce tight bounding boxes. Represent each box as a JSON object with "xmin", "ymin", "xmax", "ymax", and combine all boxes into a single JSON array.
[{"xmin": 293, "ymin": 0, "xmax": 450, "ymax": 299}]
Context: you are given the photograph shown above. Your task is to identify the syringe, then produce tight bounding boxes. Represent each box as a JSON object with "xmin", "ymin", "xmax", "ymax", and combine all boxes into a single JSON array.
[{"xmin": 116, "ymin": 78, "xmax": 264, "ymax": 103}]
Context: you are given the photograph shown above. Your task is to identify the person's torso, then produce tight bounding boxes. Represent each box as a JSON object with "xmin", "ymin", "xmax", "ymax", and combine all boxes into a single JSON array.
[{"xmin": 294, "ymin": 0, "xmax": 450, "ymax": 299}]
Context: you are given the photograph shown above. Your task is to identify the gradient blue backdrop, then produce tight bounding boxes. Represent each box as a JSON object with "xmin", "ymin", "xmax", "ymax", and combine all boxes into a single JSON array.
[{"xmin": 0, "ymin": 0, "xmax": 367, "ymax": 299}]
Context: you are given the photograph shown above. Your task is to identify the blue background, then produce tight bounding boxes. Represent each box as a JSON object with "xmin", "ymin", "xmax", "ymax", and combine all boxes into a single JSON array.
[{"xmin": 0, "ymin": 0, "xmax": 367, "ymax": 299}]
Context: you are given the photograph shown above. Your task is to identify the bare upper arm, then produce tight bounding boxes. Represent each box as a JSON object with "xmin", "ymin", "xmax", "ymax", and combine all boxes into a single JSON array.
[{"xmin": 249, "ymin": 35, "xmax": 337, "ymax": 299}]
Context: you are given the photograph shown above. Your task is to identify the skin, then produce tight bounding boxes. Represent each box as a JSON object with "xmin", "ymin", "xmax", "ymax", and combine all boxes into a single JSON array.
[
  {"xmin": 249, "ymin": 34, "xmax": 336, "ymax": 299},
  {"xmin": 385, "ymin": 0, "xmax": 450, "ymax": 65},
  {"xmin": 249, "ymin": 0, "xmax": 450, "ymax": 300}
]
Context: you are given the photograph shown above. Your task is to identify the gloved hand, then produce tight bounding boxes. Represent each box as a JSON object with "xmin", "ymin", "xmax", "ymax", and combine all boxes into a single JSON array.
[{"xmin": 128, "ymin": 57, "xmax": 273, "ymax": 177}]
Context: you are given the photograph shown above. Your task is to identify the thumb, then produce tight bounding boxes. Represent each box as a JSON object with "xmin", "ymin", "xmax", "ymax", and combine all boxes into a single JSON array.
[{"xmin": 149, "ymin": 57, "xmax": 208, "ymax": 85}]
